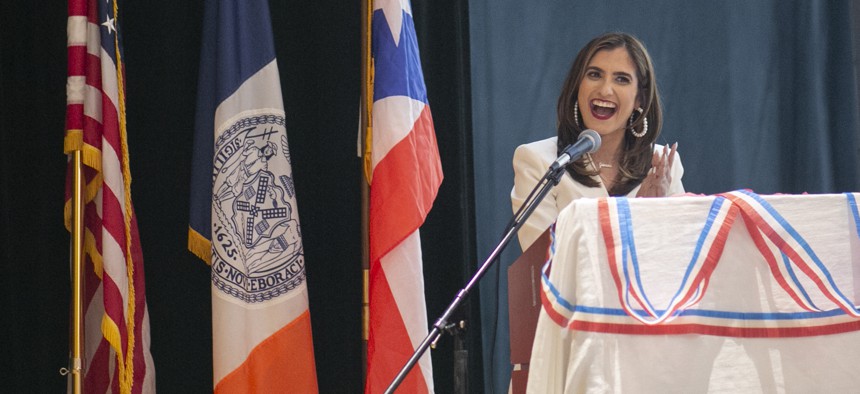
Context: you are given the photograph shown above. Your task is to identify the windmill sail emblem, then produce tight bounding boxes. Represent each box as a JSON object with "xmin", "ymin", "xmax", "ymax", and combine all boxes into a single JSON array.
[
  {"xmin": 235, "ymin": 172, "xmax": 289, "ymax": 248},
  {"xmin": 211, "ymin": 111, "xmax": 305, "ymax": 303}
]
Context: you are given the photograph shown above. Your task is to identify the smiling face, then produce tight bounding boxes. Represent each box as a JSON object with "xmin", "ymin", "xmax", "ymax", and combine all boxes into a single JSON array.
[{"xmin": 577, "ymin": 47, "xmax": 641, "ymax": 139}]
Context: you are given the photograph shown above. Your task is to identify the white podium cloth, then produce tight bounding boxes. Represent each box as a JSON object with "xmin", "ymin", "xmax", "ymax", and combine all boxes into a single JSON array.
[{"xmin": 527, "ymin": 191, "xmax": 860, "ymax": 393}]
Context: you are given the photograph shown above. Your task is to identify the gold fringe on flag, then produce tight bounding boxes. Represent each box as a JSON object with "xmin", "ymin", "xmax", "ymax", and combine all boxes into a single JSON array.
[
  {"xmin": 362, "ymin": 0, "xmax": 375, "ymax": 184},
  {"xmin": 187, "ymin": 228, "xmax": 213, "ymax": 265},
  {"xmin": 108, "ymin": 1, "xmax": 137, "ymax": 392},
  {"xmin": 63, "ymin": 130, "xmax": 103, "ymax": 231},
  {"xmin": 85, "ymin": 228, "xmax": 104, "ymax": 279}
]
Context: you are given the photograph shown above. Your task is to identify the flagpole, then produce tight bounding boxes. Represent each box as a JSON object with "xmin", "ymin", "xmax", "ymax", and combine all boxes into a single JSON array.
[
  {"xmin": 360, "ymin": 0, "xmax": 373, "ymax": 388},
  {"xmin": 69, "ymin": 149, "xmax": 85, "ymax": 394}
]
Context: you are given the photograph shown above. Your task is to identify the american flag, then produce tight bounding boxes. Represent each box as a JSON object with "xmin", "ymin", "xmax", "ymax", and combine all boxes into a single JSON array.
[
  {"xmin": 65, "ymin": 0, "xmax": 155, "ymax": 392},
  {"xmin": 366, "ymin": 0, "xmax": 444, "ymax": 392}
]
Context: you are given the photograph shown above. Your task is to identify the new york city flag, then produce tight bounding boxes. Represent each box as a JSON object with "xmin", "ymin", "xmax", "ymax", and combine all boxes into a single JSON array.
[{"xmin": 188, "ymin": 1, "xmax": 318, "ymax": 391}]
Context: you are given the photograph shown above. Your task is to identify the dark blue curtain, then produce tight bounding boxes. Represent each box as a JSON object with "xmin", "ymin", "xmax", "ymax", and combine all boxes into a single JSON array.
[{"xmin": 469, "ymin": 1, "xmax": 860, "ymax": 391}]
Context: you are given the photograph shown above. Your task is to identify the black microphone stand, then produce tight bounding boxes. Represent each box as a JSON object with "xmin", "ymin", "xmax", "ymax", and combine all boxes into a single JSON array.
[{"xmin": 383, "ymin": 159, "xmax": 570, "ymax": 393}]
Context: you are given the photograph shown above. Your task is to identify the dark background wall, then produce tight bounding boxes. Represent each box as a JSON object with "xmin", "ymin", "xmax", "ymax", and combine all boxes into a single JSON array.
[{"xmin": 1, "ymin": 0, "xmax": 478, "ymax": 392}]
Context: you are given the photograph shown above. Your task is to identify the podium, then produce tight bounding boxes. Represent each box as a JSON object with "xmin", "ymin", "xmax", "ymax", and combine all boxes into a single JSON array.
[
  {"xmin": 507, "ymin": 228, "xmax": 550, "ymax": 394},
  {"xmin": 524, "ymin": 192, "xmax": 860, "ymax": 393}
]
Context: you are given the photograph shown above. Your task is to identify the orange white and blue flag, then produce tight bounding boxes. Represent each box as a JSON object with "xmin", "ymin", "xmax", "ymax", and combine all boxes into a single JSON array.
[
  {"xmin": 65, "ymin": 0, "xmax": 156, "ymax": 391},
  {"xmin": 366, "ymin": 0, "xmax": 444, "ymax": 392},
  {"xmin": 188, "ymin": 0, "xmax": 318, "ymax": 392}
]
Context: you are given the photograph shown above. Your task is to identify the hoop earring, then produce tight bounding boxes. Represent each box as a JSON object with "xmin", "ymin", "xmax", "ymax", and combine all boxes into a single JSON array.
[{"xmin": 630, "ymin": 107, "xmax": 647, "ymax": 138}]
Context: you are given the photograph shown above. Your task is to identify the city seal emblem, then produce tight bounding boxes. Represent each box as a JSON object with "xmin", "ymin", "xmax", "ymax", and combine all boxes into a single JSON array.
[{"xmin": 210, "ymin": 110, "xmax": 305, "ymax": 303}]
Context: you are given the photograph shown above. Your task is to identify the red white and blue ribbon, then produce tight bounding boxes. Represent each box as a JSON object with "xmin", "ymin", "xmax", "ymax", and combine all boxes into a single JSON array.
[
  {"xmin": 600, "ymin": 196, "xmax": 738, "ymax": 325},
  {"xmin": 722, "ymin": 190, "xmax": 860, "ymax": 317},
  {"xmin": 540, "ymin": 191, "xmax": 860, "ymax": 337}
]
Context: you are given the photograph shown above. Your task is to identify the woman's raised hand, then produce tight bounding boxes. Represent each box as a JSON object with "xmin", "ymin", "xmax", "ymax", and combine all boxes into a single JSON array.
[{"xmin": 637, "ymin": 142, "xmax": 677, "ymax": 198}]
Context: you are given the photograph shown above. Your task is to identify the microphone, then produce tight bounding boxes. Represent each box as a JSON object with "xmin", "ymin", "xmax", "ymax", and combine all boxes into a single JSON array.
[{"xmin": 551, "ymin": 129, "xmax": 601, "ymax": 170}]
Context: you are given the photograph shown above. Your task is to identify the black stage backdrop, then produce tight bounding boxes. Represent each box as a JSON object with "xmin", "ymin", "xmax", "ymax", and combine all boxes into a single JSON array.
[{"xmin": 1, "ymin": 1, "xmax": 479, "ymax": 392}]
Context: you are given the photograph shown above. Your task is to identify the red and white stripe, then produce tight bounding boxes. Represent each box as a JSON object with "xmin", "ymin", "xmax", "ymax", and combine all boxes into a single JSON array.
[
  {"xmin": 66, "ymin": 0, "xmax": 155, "ymax": 392},
  {"xmin": 366, "ymin": 96, "xmax": 442, "ymax": 391}
]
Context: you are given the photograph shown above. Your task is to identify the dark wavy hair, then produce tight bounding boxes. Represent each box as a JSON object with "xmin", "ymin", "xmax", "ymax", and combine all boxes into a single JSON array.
[{"xmin": 557, "ymin": 32, "xmax": 662, "ymax": 196}]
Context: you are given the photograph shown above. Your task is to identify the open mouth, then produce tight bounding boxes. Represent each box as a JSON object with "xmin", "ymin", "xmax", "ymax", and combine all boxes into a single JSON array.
[{"xmin": 590, "ymin": 99, "xmax": 616, "ymax": 120}]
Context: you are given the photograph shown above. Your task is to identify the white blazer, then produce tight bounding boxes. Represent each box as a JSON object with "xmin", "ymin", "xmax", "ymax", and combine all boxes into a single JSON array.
[{"xmin": 511, "ymin": 137, "xmax": 685, "ymax": 250}]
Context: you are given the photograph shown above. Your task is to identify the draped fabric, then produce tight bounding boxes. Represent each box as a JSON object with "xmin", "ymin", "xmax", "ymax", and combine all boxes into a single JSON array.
[
  {"xmin": 530, "ymin": 192, "xmax": 860, "ymax": 393},
  {"xmin": 469, "ymin": 1, "xmax": 860, "ymax": 391}
]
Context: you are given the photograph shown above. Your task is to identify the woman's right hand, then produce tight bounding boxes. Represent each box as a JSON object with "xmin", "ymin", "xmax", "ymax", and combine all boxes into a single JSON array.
[{"xmin": 636, "ymin": 142, "xmax": 677, "ymax": 198}]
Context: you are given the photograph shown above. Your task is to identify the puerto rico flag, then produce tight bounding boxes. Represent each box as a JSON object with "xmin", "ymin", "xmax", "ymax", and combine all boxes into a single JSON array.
[
  {"xmin": 366, "ymin": 0, "xmax": 444, "ymax": 392},
  {"xmin": 188, "ymin": 0, "xmax": 318, "ymax": 392},
  {"xmin": 65, "ymin": 0, "xmax": 156, "ymax": 391}
]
